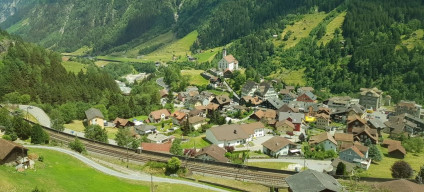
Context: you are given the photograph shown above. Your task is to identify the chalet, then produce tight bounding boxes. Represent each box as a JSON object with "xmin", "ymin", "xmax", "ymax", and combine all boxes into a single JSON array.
[
  {"xmin": 262, "ymin": 136, "xmax": 296, "ymax": 157},
  {"xmin": 141, "ymin": 142, "xmax": 171, "ymax": 154},
  {"xmin": 250, "ymin": 109, "xmax": 277, "ymax": 123},
  {"xmin": 347, "ymin": 103, "xmax": 366, "ymax": 119},
  {"xmin": 278, "ymin": 112, "xmax": 304, "ymax": 132},
  {"xmin": 383, "ymin": 139, "xmax": 406, "ymax": 159},
  {"xmin": 261, "ymin": 97, "xmax": 284, "ymax": 110},
  {"xmin": 368, "ymin": 119, "xmax": 386, "ymax": 133},
  {"xmin": 327, "ymin": 96, "xmax": 352, "ymax": 110},
  {"xmin": 240, "ymin": 96, "xmax": 263, "ymax": 106},
  {"xmin": 286, "ymin": 169, "xmax": 343, "ymax": 192},
  {"xmin": 188, "ymin": 116, "xmax": 207, "ymax": 130},
  {"xmin": 346, "ymin": 115, "xmax": 367, "ymax": 133},
  {"xmin": 315, "ymin": 113, "xmax": 331, "ymax": 129},
  {"xmin": 241, "ymin": 80, "xmax": 258, "ymax": 97},
  {"xmin": 171, "ymin": 110, "xmax": 187, "ymax": 125},
  {"xmin": 223, "ymin": 69, "xmax": 233, "ymax": 78},
  {"xmin": 189, "ymin": 108, "xmax": 205, "ymax": 117},
  {"xmin": 147, "ymin": 109, "xmax": 171, "ymax": 123},
  {"xmin": 352, "ymin": 126, "xmax": 379, "ymax": 144},
  {"xmin": 339, "ymin": 146, "xmax": 371, "ymax": 170},
  {"xmin": 0, "ymin": 139, "xmax": 28, "ymax": 165},
  {"xmin": 309, "ymin": 132, "xmax": 337, "ymax": 151},
  {"xmin": 395, "ymin": 100, "xmax": 422, "ymax": 118},
  {"xmin": 206, "ymin": 103, "xmax": 220, "ymax": 113},
  {"xmin": 278, "ymin": 104, "xmax": 299, "ymax": 113},
  {"xmin": 113, "ymin": 118, "xmax": 134, "ymax": 128},
  {"xmin": 85, "ymin": 108, "xmax": 105, "ymax": 128},
  {"xmin": 205, "ymin": 122, "xmax": 265, "ymax": 147},
  {"xmin": 217, "ymin": 49, "xmax": 239, "ymax": 72},
  {"xmin": 296, "ymin": 91, "xmax": 317, "ymax": 103},
  {"xmin": 256, "ymin": 82, "xmax": 278, "ymax": 100},
  {"xmin": 194, "ymin": 144, "xmax": 229, "ymax": 163},
  {"xmin": 211, "ymin": 95, "xmax": 231, "ymax": 109},
  {"xmin": 135, "ymin": 124, "xmax": 157, "ymax": 135},
  {"xmin": 281, "ymin": 91, "xmax": 297, "ymax": 104},
  {"xmin": 334, "ymin": 133, "xmax": 354, "ymax": 148},
  {"xmin": 275, "ymin": 120, "xmax": 295, "ymax": 135},
  {"xmin": 375, "ymin": 179, "xmax": 424, "ymax": 192}
]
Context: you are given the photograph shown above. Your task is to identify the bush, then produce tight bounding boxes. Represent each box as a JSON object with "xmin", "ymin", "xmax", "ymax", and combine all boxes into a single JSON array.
[
  {"xmin": 31, "ymin": 124, "xmax": 49, "ymax": 144},
  {"xmin": 225, "ymin": 146, "xmax": 235, "ymax": 153},
  {"xmin": 38, "ymin": 156, "xmax": 44, "ymax": 162},
  {"xmin": 391, "ymin": 161, "xmax": 413, "ymax": 178},
  {"xmin": 146, "ymin": 161, "xmax": 166, "ymax": 169},
  {"xmin": 69, "ymin": 138, "xmax": 86, "ymax": 153},
  {"xmin": 166, "ymin": 157, "xmax": 181, "ymax": 175},
  {"xmin": 336, "ymin": 162, "xmax": 346, "ymax": 175},
  {"xmin": 2, "ymin": 135, "xmax": 12, "ymax": 141}
]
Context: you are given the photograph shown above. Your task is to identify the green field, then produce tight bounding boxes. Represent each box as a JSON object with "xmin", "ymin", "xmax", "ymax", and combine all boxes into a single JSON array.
[
  {"xmin": 5, "ymin": 18, "xmax": 29, "ymax": 34},
  {"xmin": 275, "ymin": 12, "xmax": 328, "ymax": 49},
  {"xmin": 397, "ymin": 29, "xmax": 424, "ymax": 50},
  {"xmin": 193, "ymin": 46, "xmax": 223, "ymax": 63},
  {"xmin": 268, "ymin": 68, "xmax": 306, "ymax": 86},
  {"xmin": 64, "ymin": 120, "xmax": 85, "ymax": 132},
  {"xmin": 181, "ymin": 70, "xmax": 209, "ymax": 86},
  {"xmin": 361, "ymin": 145, "xmax": 424, "ymax": 178},
  {"xmin": 62, "ymin": 46, "xmax": 92, "ymax": 56},
  {"xmin": 62, "ymin": 61, "xmax": 87, "ymax": 74},
  {"xmin": 144, "ymin": 31, "xmax": 198, "ymax": 62},
  {"xmin": 208, "ymin": 89, "xmax": 230, "ymax": 96},
  {"xmin": 180, "ymin": 135, "xmax": 212, "ymax": 149},
  {"xmin": 318, "ymin": 12, "xmax": 346, "ymax": 45},
  {"xmin": 125, "ymin": 31, "xmax": 175, "ymax": 58},
  {"xmin": 96, "ymin": 55, "xmax": 144, "ymax": 63},
  {"xmin": 0, "ymin": 148, "xmax": 218, "ymax": 192}
]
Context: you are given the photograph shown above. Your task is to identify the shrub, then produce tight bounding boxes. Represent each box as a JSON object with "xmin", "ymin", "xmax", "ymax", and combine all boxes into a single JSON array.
[
  {"xmin": 38, "ymin": 156, "xmax": 44, "ymax": 162},
  {"xmin": 146, "ymin": 161, "xmax": 167, "ymax": 169},
  {"xmin": 68, "ymin": 138, "xmax": 86, "ymax": 153},
  {"xmin": 225, "ymin": 146, "xmax": 235, "ymax": 153},
  {"xmin": 336, "ymin": 162, "xmax": 346, "ymax": 175},
  {"xmin": 166, "ymin": 157, "xmax": 181, "ymax": 175},
  {"xmin": 391, "ymin": 161, "xmax": 413, "ymax": 178},
  {"xmin": 2, "ymin": 135, "xmax": 12, "ymax": 141}
]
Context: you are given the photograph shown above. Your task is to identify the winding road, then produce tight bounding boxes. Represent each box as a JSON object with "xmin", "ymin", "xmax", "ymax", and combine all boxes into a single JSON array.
[{"xmin": 25, "ymin": 146, "xmax": 228, "ymax": 192}]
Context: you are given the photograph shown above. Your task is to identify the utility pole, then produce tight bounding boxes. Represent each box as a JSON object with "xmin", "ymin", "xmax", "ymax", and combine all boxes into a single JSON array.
[{"xmin": 150, "ymin": 173, "xmax": 154, "ymax": 192}]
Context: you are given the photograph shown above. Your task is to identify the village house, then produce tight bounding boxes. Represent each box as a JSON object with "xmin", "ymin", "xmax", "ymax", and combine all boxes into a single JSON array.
[
  {"xmin": 309, "ymin": 132, "xmax": 337, "ymax": 151},
  {"xmin": 296, "ymin": 91, "xmax": 317, "ymax": 103},
  {"xmin": 297, "ymin": 87, "xmax": 315, "ymax": 94},
  {"xmin": 274, "ymin": 120, "xmax": 295, "ymax": 135},
  {"xmin": 261, "ymin": 97, "xmax": 285, "ymax": 110},
  {"xmin": 194, "ymin": 144, "xmax": 229, "ymax": 163},
  {"xmin": 147, "ymin": 133, "xmax": 171, "ymax": 143},
  {"xmin": 326, "ymin": 96, "xmax": 352, "ymax": 110},
  {"xmin": 278, "ymin": 112, "xmax": 304, "ymax": 132},
  {"xmin": 211, "ymin": 95, "xmax": 231, "ymax": 109},
  {"xmin": 147, "ymin": 109, "xmax": 171, "ymax": 123},
  {"xmin": 339, "ymin": 145, "xmax": 371, "ymax": 170},
  {"xmin": 171, "ymin": 110, "xmax": 187, "ymax": 125},
  {"xmin": 188, "ymin": 116, "xmax": 207, "ymax": 130},
  {"xmin": 395, "ymin": 100, "xmax": 422, "ymax": 118},
  {"xmin": 85, "ymin": 108, "xmax": 105, "ymax": 128},
  {"xmin": 250, "ymin": 109, "xmax": 277, "ymax": 124},
  {"xmin": 113, "ymin": 118, "xmax": 134, "ymax": 128},
  {"xmin": 256, "ymin": 82, "xmax": 278, "ymax": 100},
  {"xmin": 352, "ymin": 126, "xmax": 379, "ymax": 144},
  {"xmin": 240, "ymin": 96, "xmax": 263, "ymax": 106},
  {"xmin": 281, "ymin": 91, "xmax": 297, "ymax": 104},
  {"xmin": 241, "ymin": 80, "xmax": 258, "ymax": 97},
  {"xmin": 262, "ymin": 136, "xmax": 296, "ymax": 157},
  {"xmin": 382, "ymin": 139, "xmax": 406, "ymax": 159},
  {"xmin": 134, "ymin": 124, "xmax": 157, "ymax": 135},
  {"xmin": 347, "ymin": 115, "xmax": 367, "ymax": 133},
  {"xmin": 205, "ymin": 122, "xmax": 265, "ymax": 147},
  {"xmin": 286, "ymin": 169, "xmax": 343, "ymax": 192},
  {"xmin": 315, "ymin": 113, "xmax": 331, "ymax": 129},
  {"xmin": 141, "ymin": 142, "xmax": 172, "ymax": 154},
  {"xmin": 359, "ymin": 87, "xmax": 383, "ymax": 110},
  {"xmin": 0, "ymin": 139, "xmax": 28, "ymax": 165},
  {"xmin": 217, "ymin": 49, "xmax": 239, "ymax": 72},
  {"xmin": 334, "ymin": 133, "xmax": 354, "ymax": 149},
  {"xmin": 278, "ymin": 104, "xmax": 300, "ymax": 113}
]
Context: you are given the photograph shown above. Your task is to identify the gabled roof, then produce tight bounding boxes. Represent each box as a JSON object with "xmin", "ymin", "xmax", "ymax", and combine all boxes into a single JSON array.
[
  {"xmin": 262, "ymin": 136, "xmax": 295, "ymax": 152},
  {"xmin": 286, "ymin": 169, "xmax": 343, "ymax": 192},
  {"xmin": 309, "ymin": 132, "xmax": 337, "ymax": 146},
  {"xmin": 334, "ymin": 133, "xmax": 354, "ymax": 142},
  {"xmin": 278, "ymin": 112, "xmax": 304, "ymax": 124},
  {"xmin": 0, "ymin": 139, "xmax": 28, "ymax": 160},
  {"xmin": 241, "ymin": 80, "xmax": 258, "ymax": 93},
  {"xmin": 208, "ymin": 124, "xmax": 249, "ymax": 141},
  {"xmin": 206, "ymin": 103, "xmax": 219, "ymax": 111},
  {"xmin": 213, "ymin": 95, "xmax": 231, "ymax": 105},
  {"xmin": 368, "ymin": 119, "xmax": 386, "ymax": 129},
  {"xmin": 172, "ymin": 110, "xmax": 187, "ymax": 120},
  {"xmin": 113, "ymin": 118, "xmax": 132, "ymax": 127},
  {"xmin": 141, "ymin": 142, "xmax": 171, "ymax": 154},
  {"xmin": 242, "ymin": 96, "xmax": 263, "ymax": 105},
  {"xmin": 223, "ymin": 55, "xmax": 238, "ymax": 63},
  {"xmin": 278, "ymin": 104, "xmax": 299, "ymax": 113},
  {"xmin": 347, "ymin": 115, "xmax": 367, "ymax": 125},
  {"xmin": 375, "ymin": 179, "xmax": 424, "ymax": 192},
  {"xmin": 301, "ymin": 91, "xmax": 317, "ymax": 100},
  {"xmin": 149, "ymin": 109, "xmax": 171, "ymax": 120},
  {"xmin": 341, "ymin": 146, "xmax": 364, "ymax": 158},
  {"xmin": 388, "ymin": 143, "xmax": 406, "ymax": 155},
  {"xmin": 275, "ymin": 120, "xmax": 295, "ymax": 129},
  {"xmin": 360, "ymin": 87, "xmax": 382, "ymax": 97},
  {"xmin": 85, "ymin": 108, "xmax": 104, "ymax": 121},
  {"xmin": 240, "ymin": 122, "xmax": 265, "ymax": 135},
  {"xmin": 382, "ymin": 139, "xmax": 401, "ymax": 147},
  {"xmin": 266, "ymin": 98, "xmax": 284, "ymax": 109},
  {"xmin": 189, "ymin": 109, "xmax": 203, "ymax": 116},
  {"xmin": 188, "ymin": 116, "xmax": 206, "ymax": 124},
  {"xmin": 135, "ymin": 124, "xmax": 156, "ymax": 132},
  {"xmin": 195, "ymin": 144, "xmax": 229, "ymax": 163}
]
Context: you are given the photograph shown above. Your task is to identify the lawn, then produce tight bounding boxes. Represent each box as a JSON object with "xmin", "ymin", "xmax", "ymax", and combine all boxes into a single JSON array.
[
  {"xmin": 181, "ymin": 69, "xmax": 209, "ymax": 86},
  {"xmin": 180, "ymin": 135, "xmax": 212, "ymax": 149},
  {"xmin": 318, "ymin": 11, "xmax": 346, "ymax": 45},
  {"xmin": 275, "ymin": 12, "xmax": 328, "ymax": 49},
  {"xmin": 0, "ymin": 148, "xmax": 217, "ymax": 192},
  {"xmin": 62, "ymin": 61, "xmax": 87, "ymax": 74},
  {"xmin": 105, "ymin": 127, "xmax": 118, "ymax": 140},
  {"xmin": 268, "ymin": 68, "xmax": 306, "ymax": 86},
  {"xmin": 144, "ymin": 30, "xmax": 198, "ymax": 62},
  {"xmin": 64, "ymin": 120, "xmax": 85, "ymax": 132},
  {"xmin": 361, "ymin": 145, "xmax": 424, "ymax": 178},
  {"xmin": 129, "ymin": 115, "xmax": 148, "ymax": 121},
  {"xmin": 208, "ymin": 89, "xmax": 230, "ymax": 96},
  {"xmin": 247, "ymin": 162, "xmax": 294, "ymax": 170},
  {"xmin": 62, "ymin": 46, "xmax": 92, "ymax": 56},
  {"xmin": 193, "ymin": 46, "xmax": 223, "ymax": 63}
]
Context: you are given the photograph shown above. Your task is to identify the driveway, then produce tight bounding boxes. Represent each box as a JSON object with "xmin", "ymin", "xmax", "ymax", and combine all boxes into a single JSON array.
[
  {"xmin": 235, "ymin": 134, "xmax": 274, "ymax": 151},
  {"xmin": 19, "ymin": 105, "xmax": 51, "ymax": 128},
  {"xmin": 248, "ymin": 158, "xmax": 332, "ymax": 172},
  {"xmin": 156, "ymin": 77, "xmax": 169, "ymax": 90},
  {"xmin": 25, "ymin": 145, "xmax": 228, "ymax": 192}
]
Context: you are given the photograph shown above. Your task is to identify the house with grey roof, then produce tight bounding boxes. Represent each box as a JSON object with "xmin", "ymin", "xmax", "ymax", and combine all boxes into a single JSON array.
[
  {"xmin": 205, "ymin": 122, "xmax": 265, "ymax": 147},
  {"xmin": 241, "ymin": 80, "xmax": 258, "ymax": 97},
  {"xmin": 286, "ymin": 169, "xmax": 343, "ymax": 192},
  {"xmin": 278, "ymin": 112, "xmax": 304, "ymax": 131},
  {"xmin": 85, "ymin": 108, "xmax": 105, "ymax": 128},
  {"xmin": 359, "ymin": 87, "xmax": 383, "ymax": 110},
  {"xmin": 194, "ymin": 144, "xmax": 229, "ymax": 163},
  {"xmin": 261, "ymin": 97, "xmax": 285, "ymax": 110},
  {"xmin": 135, "ymin": 124, "xmax": 157, "ymax": 135},
  {"xmin": 256, "ymin": 82, "xmax": 278, "ymax": 100}
]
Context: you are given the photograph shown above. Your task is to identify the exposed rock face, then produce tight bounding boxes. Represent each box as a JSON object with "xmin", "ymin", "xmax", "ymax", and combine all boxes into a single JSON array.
[{"xmin": 0, "ymin": 0, "xmax": 21, "ymax": 24}]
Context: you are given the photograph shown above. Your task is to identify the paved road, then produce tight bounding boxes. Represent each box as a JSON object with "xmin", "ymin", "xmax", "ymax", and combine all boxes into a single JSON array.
[
  {"xmin": 248, "ymin": 158, "xmax": 332, "ymax": 172},
  {"xmin": 19, "ymin": 105, "xmax": 51, "ymax": 128},
  {"xmin": 156, "ymin": 77, "xmax": 169, "ymax": 90},
  {"xmin": 26, "ymin": 145, "xmax": 228, "ymax": 192},
  {"xmin": 222, "ymin": 80, "xmax": 240, "ymax": 101}
]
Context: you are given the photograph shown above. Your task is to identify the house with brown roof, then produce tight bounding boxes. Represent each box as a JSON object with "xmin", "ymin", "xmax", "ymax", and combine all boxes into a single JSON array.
[
  {"xmin": 188, "ymin": 116, "xmax": 207, "ymax": 130},
  {"xmin": 240, "ymin": 96, "xmax": 263, "ymax": 106},
  {"xmin": 347, "ymin": 115, "xmax": 367, "ymax": 133},
  {"xmin": 250, "ymin": 109, "xmax": 277, "ymax": 124},
  {"xmin": 0, "ymin": 139, "xmax": 28, "ymax": 165},
  {"xmin": 334, "ymin": 133, "xmax": 354, "ymax": 150},
  {"xmin": 359, "ymin": 87, "xmax": 383, "ymax": 110},
  {"xmin": 381, "ymin": 139, "xmax": 401, "ymax": 147},
  {"xmin": 309, "ymin": 132, "xmax": 337, "ymax": 151},
  {"xmin": 85, "ymin": 108, "xmax": 105, "ymax": 128},
  {"xmin": 217, "ymin": 49, "xmax": 239, "ymax": 72},
  {"xmin": 395, "ymin": 100, "xmax": 422, "ymax": 118},
  {"xmin": 262, "ymin": 136, "xmax": 296, "ymax": 157},
  {"xmin": 275, "ymin": 120, "xmax": 295, "ymax": 135},
  {"xmin": 383, "ymin": 139, "xmax": 406, "ymax": 159},
  {"xmin": 141, "ymin": 142, "xmax": 172, "ymax": 154},
  {"xmin": 147, "ymin": 109, "xmax": 171, "ymax": 123},
  {"xmin": 375, "ymin": 179, "xmax": 424, "ymax": 192},
  {"xmin": 171, "ymin": 110, "xmax": 187, "ymax": 125},
  {"xmin": 352, "ymin": 126, "xmax": 379, "ymax": 144},
  {"xmin": 194, "ymin": 144, "xmax": 229, "ymax": 163},
  {"xmin": 296, "ymin": 91, "xmax": 317, "ymax": 103},
  {"xmin": 113, "ymin": 118, "xmax": 134, "ymax": 128},
  {"xmin": 205, "ymin": 122, "xmax": 265, "ymax": 147},
  {"xmin": 315, "ymin": 113, "xmax": 331, "ymax": 129},
  {"xmin": 211, "ymin": 95, "xmax": 231, "ymax": 109}
]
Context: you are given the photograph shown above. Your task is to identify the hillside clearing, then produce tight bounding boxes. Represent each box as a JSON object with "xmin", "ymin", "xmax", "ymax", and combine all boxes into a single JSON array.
[
  {"xmin": 268, "ymin": 68, "xmax": 306, "ymax": 86},
  {"xmin": 62, "ymin": 61, "xmax": 87, "ymax": 74},
  {"xmin": 275, "ymin": 12, "xmax": 327, "ymax": 49},
  {"xmin": 397, "ymin": 29, "xmax": 424, "ymax": 50},
  {"xmin": 125, "ymin": 31, "xmax": 175, "ymax": 58},
  {"xmin": 181, "ymin": 69, "xmax": 209, "ymax": 86},
  {"xmin": 318, "ymin": 12, "xmax": 346, "ymax": 45}
]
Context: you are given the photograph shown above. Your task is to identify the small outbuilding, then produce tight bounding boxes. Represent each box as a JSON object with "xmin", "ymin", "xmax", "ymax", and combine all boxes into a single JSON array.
[{"xmin": 0, "ymin": 139, "xmax": 28, "ymax": 165}]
